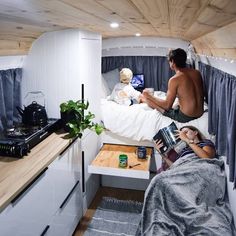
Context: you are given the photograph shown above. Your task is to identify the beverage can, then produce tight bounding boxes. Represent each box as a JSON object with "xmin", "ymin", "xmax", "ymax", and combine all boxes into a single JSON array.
[{"xmin": 119, "ymin": 154, "xmax": 128, "ymax": 168}]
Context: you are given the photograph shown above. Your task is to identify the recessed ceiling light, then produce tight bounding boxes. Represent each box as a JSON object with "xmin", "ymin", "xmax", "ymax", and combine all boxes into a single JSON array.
[
  {"xmin": 135, "ymin": 33, "xmax": 141, "ymax": 37},
  {"xmin": 110, "ymin": 22, "xmax": 119, "ymax": 28}
]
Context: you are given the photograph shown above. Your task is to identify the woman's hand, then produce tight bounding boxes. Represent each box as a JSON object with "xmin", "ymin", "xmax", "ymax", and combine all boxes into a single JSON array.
[
  {"xmin": 155, "ymin": 139, "xmax": 164, "ymax": 153},
  {"xmin": 175, "ymin": 129, "xmax": 189, "ymax": 143},
  {"xmin": 176, "ymin": 128, "xmax": 216, "ymax": 159}
]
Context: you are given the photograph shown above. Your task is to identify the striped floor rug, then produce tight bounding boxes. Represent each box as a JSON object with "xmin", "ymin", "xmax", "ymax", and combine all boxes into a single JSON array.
[{"xmin": 84, "ymin": 197, "xmax": 143, "ymax": 236}]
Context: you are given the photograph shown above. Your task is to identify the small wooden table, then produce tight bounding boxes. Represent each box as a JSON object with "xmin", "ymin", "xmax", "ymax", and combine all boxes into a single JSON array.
[{"xmin": 88, "ymin": 144, "xmax": 153, "ymax": 179}]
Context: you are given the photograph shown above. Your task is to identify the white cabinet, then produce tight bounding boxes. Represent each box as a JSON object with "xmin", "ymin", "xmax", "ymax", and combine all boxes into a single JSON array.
[
  {"xmin": 0, "ymin": 169, "xmax": 53, "ymax": 236},
  {"xmin": 81, "ymin": 130, "xmax": 101, "ymax": 214},
  {"xmin": 0, "ymin": 138, "xmax": 83, "ymax": 236},
  {"xmin": 22, "ymin": 29, "xmax": 102, "ymax": 120},
  {"xmin": 47, "ymin": 181, "xmax": 83, "ymax": 236}
]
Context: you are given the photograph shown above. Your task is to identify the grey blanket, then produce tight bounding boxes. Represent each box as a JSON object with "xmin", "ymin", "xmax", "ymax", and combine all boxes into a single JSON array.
[{"xmin": 136, "ymin": 154, "xmax": 236, "ymax": 236}]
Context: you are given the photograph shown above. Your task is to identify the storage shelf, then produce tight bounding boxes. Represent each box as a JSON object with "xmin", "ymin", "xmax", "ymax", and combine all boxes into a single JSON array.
[{"xmin": 88, "ymin": 144, "xmax": 153, "ymax": 179}]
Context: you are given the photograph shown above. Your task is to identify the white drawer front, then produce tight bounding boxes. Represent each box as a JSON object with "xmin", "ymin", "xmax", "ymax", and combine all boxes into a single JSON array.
[{"xmin": 50, "ymin": 139, "xmax": 81, "ymax": 173}]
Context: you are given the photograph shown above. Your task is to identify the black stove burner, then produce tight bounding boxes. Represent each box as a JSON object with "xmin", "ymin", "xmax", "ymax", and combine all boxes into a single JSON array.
[
  {"xmin": 0, "ymin": 119, "xmax": 61, "ymax": 158},
  {"xmin": 5, "ymin": 125, "xmax": 43, "ymax": 138}
]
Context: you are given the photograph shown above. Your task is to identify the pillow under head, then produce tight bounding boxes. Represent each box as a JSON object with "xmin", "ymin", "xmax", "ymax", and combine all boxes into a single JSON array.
[{"xmin": 102, "ymin": 68, "xmax": 120, "ymax": 95}]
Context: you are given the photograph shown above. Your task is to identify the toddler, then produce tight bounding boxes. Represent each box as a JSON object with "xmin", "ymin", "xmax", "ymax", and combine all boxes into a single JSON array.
[{"xmin": 110, "ymin": 68, "xmax": 142, "ymax": 106}]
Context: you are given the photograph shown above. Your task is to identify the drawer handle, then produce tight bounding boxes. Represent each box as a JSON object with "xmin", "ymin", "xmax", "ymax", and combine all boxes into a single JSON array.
[
  {"xmin": 40, "ymin": 225, "xmax": 50, "ymax": 236},
  {"xmin": 59, "ymin": 180, "xmax": 80, "ymax": 209},
  {"xmin": 11, "ymin": 167, "xmax": 48, "ymax": 205},
  {"xmin": 58, "ymin": 137, "xmax": 78, "ymax": 156},
  {"xmin": 82, "ymin": 150, "xmax": 85, "ymax": 193}
]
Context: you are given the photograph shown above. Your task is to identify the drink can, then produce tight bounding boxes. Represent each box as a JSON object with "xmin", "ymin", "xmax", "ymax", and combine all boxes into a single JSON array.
[{"xmin": 119, "ymin": 154, "xmax": 128, "ymax": 168}]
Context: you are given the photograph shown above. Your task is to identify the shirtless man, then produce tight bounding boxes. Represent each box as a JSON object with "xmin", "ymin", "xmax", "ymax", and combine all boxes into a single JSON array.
[{"xmin": 142, "ymin": 48, "xmax": 204, "ymax": 123}]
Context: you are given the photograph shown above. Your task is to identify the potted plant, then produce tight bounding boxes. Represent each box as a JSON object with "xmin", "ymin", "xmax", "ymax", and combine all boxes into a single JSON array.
[{"xmin": 60, "ymin": 100, "xmax": 104, "ymax": 138}]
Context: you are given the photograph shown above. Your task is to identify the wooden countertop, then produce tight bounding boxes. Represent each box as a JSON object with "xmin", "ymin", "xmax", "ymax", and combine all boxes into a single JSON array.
[{"xmin": 0, "ymin": 132, "xmax": 73, "ymax": 213}]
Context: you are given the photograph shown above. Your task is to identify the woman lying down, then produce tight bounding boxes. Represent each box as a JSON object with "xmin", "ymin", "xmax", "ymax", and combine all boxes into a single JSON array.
[{"xmin": 136, "ymin": 126, "xmax": 236, "ymax": 236}]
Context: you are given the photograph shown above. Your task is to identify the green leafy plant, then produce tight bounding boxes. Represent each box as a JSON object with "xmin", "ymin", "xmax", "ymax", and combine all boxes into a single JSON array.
[{"xmin": 60, "ymin": 100, "xmax": 104, "ymax": 138}]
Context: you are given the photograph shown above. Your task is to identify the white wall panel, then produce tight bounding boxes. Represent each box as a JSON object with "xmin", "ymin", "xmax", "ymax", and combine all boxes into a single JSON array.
[
  {"xmin": 79, "ymin": 31, "xmax": 101, "ymax": 122},
  {"xmin": 102, "ymin": 37, "xmax": 189, "ymax": 57},
  {"xmin": 22, "ymin": 29, "xmax": 101, "ymax": 119},
  {"xmin": 198, "ymin": 55, "xmax": 236, "ymax": 77},
  {"xmin": 0, "ymin": 55, "xmax": 26, "ymax": 70}
]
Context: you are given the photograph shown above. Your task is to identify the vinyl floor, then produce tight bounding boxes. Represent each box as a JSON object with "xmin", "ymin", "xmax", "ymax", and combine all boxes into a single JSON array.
[{"xmin": 73, "ymin": 187, "xmax": 145, "ymax": 236}]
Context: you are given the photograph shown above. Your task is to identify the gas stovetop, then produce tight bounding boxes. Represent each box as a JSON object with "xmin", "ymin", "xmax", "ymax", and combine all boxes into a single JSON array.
[{"xmin": 0, "ymin": 119, "xmax": 61, "ymax": 158}]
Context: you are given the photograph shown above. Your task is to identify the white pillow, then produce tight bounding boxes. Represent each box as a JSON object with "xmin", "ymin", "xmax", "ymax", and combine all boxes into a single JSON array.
[
  {"xmin": 101, "ymin": 75, "xmax": 111, "ymax": 98},
  {"xmin": 102, "ymin": 68, "xmax": 120, "ymax": 94}
]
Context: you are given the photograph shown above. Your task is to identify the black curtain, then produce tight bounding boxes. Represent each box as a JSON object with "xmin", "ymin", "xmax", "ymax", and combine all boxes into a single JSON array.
[
  {"xmin": 0, "ymin": 68, "xmax": 22, "ymax": 131},
  {"xmin": 102, "ymin": 56, "xmax": 174, "ymax": 92},
  {"xmin": 199, "ymin": 62, "xmax": 236, "ymax": 187}
]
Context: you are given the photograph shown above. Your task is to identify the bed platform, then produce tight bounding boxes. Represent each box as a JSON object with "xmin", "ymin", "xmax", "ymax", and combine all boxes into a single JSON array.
[{"xmin": 101, "ymin": 91, "xmax": 211, "ymax": 143}]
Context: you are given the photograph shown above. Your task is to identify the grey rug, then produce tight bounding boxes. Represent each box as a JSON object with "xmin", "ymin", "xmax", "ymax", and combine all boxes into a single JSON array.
[{"xmin": 84, "ymin": 197, "xmax": 143, "ymax": 236}]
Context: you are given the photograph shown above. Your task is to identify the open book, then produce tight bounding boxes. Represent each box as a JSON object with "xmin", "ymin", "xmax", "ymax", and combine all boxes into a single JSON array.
[{"xmin": 153, "ymin": 122, "xmax": 187, "ymax": 154}]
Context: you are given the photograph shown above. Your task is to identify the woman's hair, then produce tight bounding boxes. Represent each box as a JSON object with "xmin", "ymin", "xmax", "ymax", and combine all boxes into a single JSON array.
[
  {"xmin": 180, "ymin": 125, "xmax": 204, "ymax": 140},
  {"xmin": 120, "ymin": 68, "xmax": 133, "ymax": 84},
  {"xmin": 168, "ymin": 48, "xmax": 187, "ymax": 68}
]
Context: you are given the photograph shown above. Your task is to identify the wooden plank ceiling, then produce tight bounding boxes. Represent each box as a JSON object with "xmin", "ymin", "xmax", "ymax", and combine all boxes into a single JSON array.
[{"xmin": 0, "ymin": 0, "xmax": 236, "ymax": 59}]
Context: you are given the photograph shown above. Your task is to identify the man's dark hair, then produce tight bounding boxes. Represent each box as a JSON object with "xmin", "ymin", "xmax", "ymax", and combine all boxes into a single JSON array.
[{"xmin": 168, "ymin": 48, "xmax": 187, "ymax": 68}]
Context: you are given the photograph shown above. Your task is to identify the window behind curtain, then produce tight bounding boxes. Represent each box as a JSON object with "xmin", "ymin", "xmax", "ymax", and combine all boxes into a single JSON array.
[
  {"xmin": 102, "ymin": 56, "xmax": 174, "ymax": 92},
  {"xmin": 0, "ymin": 68, "xmax": 22, "ymax": 131},
  {"xmin": 199, "ymin": 61, "xmax": 236, "ymax": 187}
]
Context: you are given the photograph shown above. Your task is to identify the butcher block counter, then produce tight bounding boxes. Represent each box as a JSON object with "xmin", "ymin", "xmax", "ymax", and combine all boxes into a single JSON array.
[{"xmin": 0, "ymin": 132, "xmax": 73, "ymax": 212}]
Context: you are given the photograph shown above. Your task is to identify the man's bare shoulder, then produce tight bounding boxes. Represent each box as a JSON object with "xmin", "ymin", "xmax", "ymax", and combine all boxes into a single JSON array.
[
  {"xmin": 168, "ymin": 74, "xmax": 181, "ymax": 88},
  {"xmin": 168, "ymin": 75, "xmax": 178, "ymax": 84},
  {"xmin": 170, "ymin": 73, "xmax": 181, "ymax": 80},
  {"xmin": 170, "ymin": 72, "xmax": 185, "ymax": 81},
  {"xmin": 185, "ymin": 68, "xmax": 201, "ymax": 75}
]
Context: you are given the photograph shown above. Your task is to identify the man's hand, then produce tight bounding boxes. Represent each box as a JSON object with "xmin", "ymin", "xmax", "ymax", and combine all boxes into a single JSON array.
[
  {"xmin": 139, "ymin": 94, "xmax": 146, "ymax": 103},
  {"xmin": 142, "ymin": 89, "xmax": 153, "ymax": 98},
  {"xmin": 142, "ymin": 89, "xmax": 157, "ymax": 109}
]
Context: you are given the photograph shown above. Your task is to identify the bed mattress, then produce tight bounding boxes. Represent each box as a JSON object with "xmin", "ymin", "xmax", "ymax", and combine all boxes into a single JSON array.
[{"xmin": 101, "ymin": 92, "xmax": 211, "ymax": 142}]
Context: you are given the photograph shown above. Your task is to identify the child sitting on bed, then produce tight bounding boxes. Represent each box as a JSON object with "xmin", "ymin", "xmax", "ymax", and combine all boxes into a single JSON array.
[
  {"xmin": 110, "ymin": 68, "xmax": 143, "ymax": 106},
  {"xmin": 155, "ymin": 125, "xmax": 216, "ymax": 173}
]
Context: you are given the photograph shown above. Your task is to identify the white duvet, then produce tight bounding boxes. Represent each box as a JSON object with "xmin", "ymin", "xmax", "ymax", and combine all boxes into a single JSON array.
[{"xmin": 101, "ymin": 92, "xmax": 210, "ymax": 142}]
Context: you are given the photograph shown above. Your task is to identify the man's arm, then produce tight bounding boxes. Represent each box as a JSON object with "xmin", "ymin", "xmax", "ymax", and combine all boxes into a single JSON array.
[{"xmin": 143, "ymin": 77, "xmax": 178, "ymax": 111}]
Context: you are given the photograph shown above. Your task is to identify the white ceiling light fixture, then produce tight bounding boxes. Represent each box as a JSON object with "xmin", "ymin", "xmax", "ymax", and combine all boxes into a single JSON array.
[
  {"xmin": 110, "ymin": 22, "xmax": 119, "ymax": 28},
  {"xmin": 135, "ymin": 33, "xmax": 141, "ymax": 37}
]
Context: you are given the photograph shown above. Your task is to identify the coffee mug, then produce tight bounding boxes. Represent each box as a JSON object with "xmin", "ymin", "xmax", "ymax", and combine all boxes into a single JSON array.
[
  {"xmin": 136, "ymin": 146, "xmax": 147, "ymax": 159},
  {"xmin": 145, "ymin": 88, "xmax": 154, "ymax": 95}
]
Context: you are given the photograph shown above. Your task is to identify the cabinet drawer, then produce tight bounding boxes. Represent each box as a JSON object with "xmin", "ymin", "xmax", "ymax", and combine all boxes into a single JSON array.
[
  {"xmin": 50, "ymin": 169, "xmax": 80, "ymax": 211},
  {"xmin": 50, "ymin": 138, "xmax": 81, "ymax": 173},
  {"xmin": 88, "ymin": 144, "xmax": 152, "ymax": 179},
  {"xmin": 0, "ymin": 168, "xmax": 53, "ymax": 235},
  {"xmin": 4, "ymin": 168, "xmax": 53, "ymax": 222},
  {"xmin": 0, "ymin": 219, "xmax": 50, "ymax": 236},
  {"xmin": 47, "ymin": 182, "xmax": 83, "ymax": 236}
]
